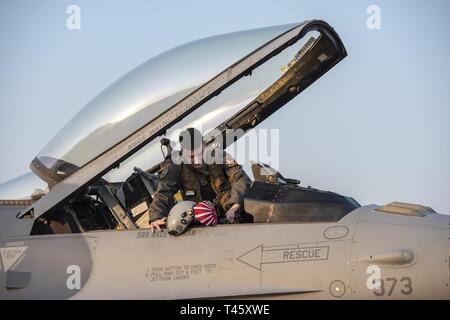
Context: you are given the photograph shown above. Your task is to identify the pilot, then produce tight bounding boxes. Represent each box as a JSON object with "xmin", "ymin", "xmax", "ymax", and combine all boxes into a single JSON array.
[{"xmin": 148, "ymin": 128, "xmax": 251, "ymax": 232}]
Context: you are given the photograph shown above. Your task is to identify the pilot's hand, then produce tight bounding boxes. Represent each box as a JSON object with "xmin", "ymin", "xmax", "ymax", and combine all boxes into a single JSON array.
[
  {"xmin": 150, "ymin": 217, "xmax": 167, "ymax": 233},
  {"xmin": 225, "ymin": 203, "xmax": 240, "ymax": 224}
]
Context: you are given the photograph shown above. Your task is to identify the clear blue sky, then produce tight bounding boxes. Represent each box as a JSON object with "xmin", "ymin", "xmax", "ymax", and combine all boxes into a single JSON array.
[{"xmin": 0, "ymin": 0, "xmax": 449, "ymax": 213}]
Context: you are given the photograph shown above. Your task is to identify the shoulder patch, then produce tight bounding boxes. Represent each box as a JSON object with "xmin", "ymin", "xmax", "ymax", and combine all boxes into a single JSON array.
[{"xmin": 159, "ymin": 167, "xmax": 169, "ymax": 180}]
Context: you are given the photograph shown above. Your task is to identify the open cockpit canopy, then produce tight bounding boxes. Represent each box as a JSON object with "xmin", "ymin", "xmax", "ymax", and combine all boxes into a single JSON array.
[
  {"xmin": 32, "ymin": 23, "xmax": 300, "ymax": 184},
  {"xmin": 31, "ymin": 21, "xmax": 346, "ymax": 186},
  {"xmin": 20, "ymin": 20, "xmax": 346, "ymax": 219}
]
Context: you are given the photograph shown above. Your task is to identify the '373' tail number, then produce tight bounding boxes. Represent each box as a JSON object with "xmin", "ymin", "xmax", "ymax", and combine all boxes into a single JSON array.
[
  {"xmin": 367, "ymin": 265, "xmax": 413, "ymax": 296},
  {"xmin": 373, "ymin": 277, "xmax": 413, "ymax": 296}
]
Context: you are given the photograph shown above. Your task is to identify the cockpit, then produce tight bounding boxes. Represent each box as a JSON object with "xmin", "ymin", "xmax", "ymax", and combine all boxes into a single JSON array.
[
  {"xmin": 30, "ymin": 162, "xmax": 360, "ymax": 235},
  {"xmin": 1, "ymin": 20, "xmax": 360, "ymax": 235}
]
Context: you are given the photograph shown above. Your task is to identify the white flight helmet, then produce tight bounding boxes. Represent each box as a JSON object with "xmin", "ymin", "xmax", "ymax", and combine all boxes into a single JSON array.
[{"xmin": 167, "ymin": 201, "xmax": 196, "ymax": 236}]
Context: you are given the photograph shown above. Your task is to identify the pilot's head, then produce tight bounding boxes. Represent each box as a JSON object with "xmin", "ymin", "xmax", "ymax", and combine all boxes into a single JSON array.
[{"xmin": 179, "ymin": 128, "xmax": 204, "ymax": 167}]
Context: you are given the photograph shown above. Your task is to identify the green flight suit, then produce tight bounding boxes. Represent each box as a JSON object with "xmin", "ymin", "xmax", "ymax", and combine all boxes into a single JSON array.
[{"xmin": 148, "ymin": 151, "xmax": 251, "ymax": 223}]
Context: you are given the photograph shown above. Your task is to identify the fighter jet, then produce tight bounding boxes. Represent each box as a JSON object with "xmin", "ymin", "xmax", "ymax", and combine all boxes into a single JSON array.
[{"xmin": 0, "ymin": 20, "xmax": 448, "ymax": 299}]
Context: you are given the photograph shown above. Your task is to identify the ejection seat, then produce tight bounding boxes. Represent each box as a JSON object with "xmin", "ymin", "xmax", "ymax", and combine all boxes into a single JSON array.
[{"xmin": 114, "ymin": 167, "xmax": 159, "ymax": 228}]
